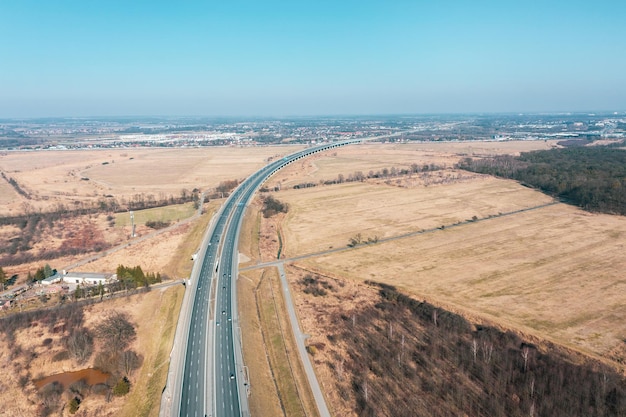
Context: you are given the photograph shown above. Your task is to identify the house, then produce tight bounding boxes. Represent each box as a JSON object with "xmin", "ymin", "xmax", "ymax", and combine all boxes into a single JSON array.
[{"xmin": 41, "ymin": 271, "xmax": 117, "ymax": 286}]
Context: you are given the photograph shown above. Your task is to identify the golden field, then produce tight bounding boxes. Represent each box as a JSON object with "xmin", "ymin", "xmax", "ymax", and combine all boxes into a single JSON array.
[
  {"xmin": 266, "ymin": 141, "xmax": 626, "ymax": 366},
  {"xmin": 0, "ymin": 146, "xmax": 304, "ymax": 216}
]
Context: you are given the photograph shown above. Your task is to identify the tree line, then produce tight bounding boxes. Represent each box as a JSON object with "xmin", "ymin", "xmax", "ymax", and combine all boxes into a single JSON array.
[
  {"xmin": 458, "ymin": 144, "xmax": 626, "ymax": 215},
  {"xmin": 1, "ymin": 172, "xmax": 31, "ymax": 199},
  {"xmin": 0, "ymin": 188, "xmax": 200, "ymax": 228},
  {"xmin": 116, "ymin": 264, "xmax": 162, "ymax": 288},
  {"xmin": 288, "ymin": 163, "xmax": 447, "ymax": 190}
]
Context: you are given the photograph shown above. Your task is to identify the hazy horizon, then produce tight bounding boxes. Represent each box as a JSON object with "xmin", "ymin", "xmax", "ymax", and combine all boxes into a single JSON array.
[{"xmin": 1, "ymin": 1, "xmax": 625, "ymax": 118}]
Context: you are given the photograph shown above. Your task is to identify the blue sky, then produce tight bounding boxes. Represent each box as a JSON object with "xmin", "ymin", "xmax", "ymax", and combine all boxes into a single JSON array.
[{"xmin": 0, "ymin": 0, "xmax": 625, "ymax": 117}]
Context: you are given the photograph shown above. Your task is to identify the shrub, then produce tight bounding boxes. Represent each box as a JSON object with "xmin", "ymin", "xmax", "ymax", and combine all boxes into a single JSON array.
[
  {"xmin": 68, "ymin": 397, "xmax": 80, "ymax": 414},
  {"xmin": 145, "ymin": 220, "xmax": 170, "ymax": 229},
  {"xmin": 51, "ymin": 350, "xmax": 70, "ymax": 362},
  {"xmin": 261, "ymin": 195, "xmax": 288, "ymax": 218},
  {"xmin": 112, "ymin": 377, "xmax": 130, "ymax": 396}
]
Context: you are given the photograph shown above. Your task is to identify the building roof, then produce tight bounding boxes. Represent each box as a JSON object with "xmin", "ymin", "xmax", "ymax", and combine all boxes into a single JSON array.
[{"xmin": 63, "ymin": 272, "xmax": 114, "ymax": 279}]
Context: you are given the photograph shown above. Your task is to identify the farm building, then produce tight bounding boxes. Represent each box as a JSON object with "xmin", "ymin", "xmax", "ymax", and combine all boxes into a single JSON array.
[{"xmin": 42, "ymin": 271, "xmax": 117, "ymax": 286}]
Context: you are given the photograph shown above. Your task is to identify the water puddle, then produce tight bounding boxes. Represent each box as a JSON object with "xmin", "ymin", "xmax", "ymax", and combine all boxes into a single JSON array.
[{"xmin": 34, "ymin": 368, "xmax": 111, "ymax": 389}]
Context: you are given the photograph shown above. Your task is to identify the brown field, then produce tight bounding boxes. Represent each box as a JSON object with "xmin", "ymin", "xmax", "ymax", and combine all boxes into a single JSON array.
[
  {"xmin": 75, "ymin": 218, "xmax": 194, "ymax": 277},
  {"xmin": 0, "ymin": 146, "xmax": 303, "ymax": 215},
  {"xmin": 279, "ymin": 176, "xmax": 555, "ymax": 256},
  {"xmin": 266, "ymin": 141, "xmax": 626, "ymax": 367},
  {"xmin": 0, "ymin": 180, "xmax": 15, "ymax": 205},
  {"xmin": 271, "ymin": 140, "xmax": 558, "ymax": 190}
]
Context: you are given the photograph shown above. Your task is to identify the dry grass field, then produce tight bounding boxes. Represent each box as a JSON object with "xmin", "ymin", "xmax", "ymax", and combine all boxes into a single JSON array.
[
  {"xmin": 279, "ymin": 176, "xmax": 555, "ymax": 256},
  {"xmin": 271, "ymin": 140, "xmax": 558, "ymax": 190},
  {"xmin": 266, "ymin": 141, "xmax": 626, "ymax": 367},
  {"xmin": 0, "ymin": 146, "xmax": 303, "ymax": 216},
  {"xmin": 114, "ymin": 203, "xmax": 196, "ymax": 227}
]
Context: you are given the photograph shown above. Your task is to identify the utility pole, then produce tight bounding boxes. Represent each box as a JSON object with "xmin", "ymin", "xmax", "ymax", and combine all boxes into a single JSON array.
[{"xmin": 130, "ymin": 210, "xmax": 136, "ymax": 238}]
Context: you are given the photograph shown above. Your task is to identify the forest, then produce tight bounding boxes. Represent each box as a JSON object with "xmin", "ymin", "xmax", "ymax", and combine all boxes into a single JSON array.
[
  {"xmin": 323, "ymin": 281, "xmax": 625, "ymax": 417},
  {"xmin": 457, "ymin": 143, "xmax": 626, "ymax": 215}
]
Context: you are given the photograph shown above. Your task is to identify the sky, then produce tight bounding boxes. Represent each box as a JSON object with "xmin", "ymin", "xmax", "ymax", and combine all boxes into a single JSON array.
[{"xmin": 0, "ymin": 0, "xmax": 625, "ymax": 117}]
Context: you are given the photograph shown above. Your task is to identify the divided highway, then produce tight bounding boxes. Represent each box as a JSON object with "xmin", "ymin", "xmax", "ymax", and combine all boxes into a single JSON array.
[{"xmin": 162, "ymin": 137, "xmax": 390, "ymax": 417}]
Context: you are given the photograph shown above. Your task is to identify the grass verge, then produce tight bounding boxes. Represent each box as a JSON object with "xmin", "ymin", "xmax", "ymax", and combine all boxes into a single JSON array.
[
  {"xmin": 163, "ymin": 201, "xmax": 220, "ymax": 278},
  {"xmin": 119, "ymin": 286, "xmax": 184, "ymax": 417},
  {"xmin": 115, "ymin": 202, "xmax": 197, "ymax": 227},
  {"xmin": 256, "ymin": 268, "xmax": 307, "ymax": 417},
  {"xmin": 238, "ymin": 269, "xmax": 284, "ymax": 417}
]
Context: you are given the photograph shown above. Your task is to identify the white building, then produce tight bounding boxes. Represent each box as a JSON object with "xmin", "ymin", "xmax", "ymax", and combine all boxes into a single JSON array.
[{"xmin": 42, "ymin": 271, "xmax": 117, "ymax": 286}]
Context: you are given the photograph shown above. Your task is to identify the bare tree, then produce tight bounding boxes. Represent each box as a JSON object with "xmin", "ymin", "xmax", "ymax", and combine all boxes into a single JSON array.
[
  {"xmin": 38, "ymin": 381, "xmax": 63, "ymax": 412},
  {"xmin": 472, "ymin": 339, "xmax": 478, "ymax": 363},
  {"xmin": 482, "ymin": 341, "xmax": 493, "ymax": 363},
  {"xmin": 119, "ymin": 350, "xmax": 142, "ymax": 376},
  {"xmin": 95, "ymin": 311, "xmax": 136, "ymax": 353},
  {"xmin": 65, "ymin": 327, "xmax": 94, "ymax": 364},
  {"xmin": 521, "ymin": 346, "xmax": 530, "ymax": 372}
]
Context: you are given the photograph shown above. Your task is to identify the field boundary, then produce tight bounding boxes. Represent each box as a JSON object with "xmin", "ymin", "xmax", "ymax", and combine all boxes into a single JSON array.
[{"xmin": 241, "ymin": 200, "xmax": 559, "ymax": 271}]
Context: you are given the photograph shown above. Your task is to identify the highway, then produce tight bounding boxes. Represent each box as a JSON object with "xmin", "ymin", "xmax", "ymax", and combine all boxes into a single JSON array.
[{"xmin": 163, "ymin": 134, "xmax": 411, "ymax": 417}]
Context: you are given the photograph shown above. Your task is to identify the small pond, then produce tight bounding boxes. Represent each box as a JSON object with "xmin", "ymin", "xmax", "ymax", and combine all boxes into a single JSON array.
[{"xmin": 34, "ymin": 368, "xmax": 110, "ymax": 389}]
